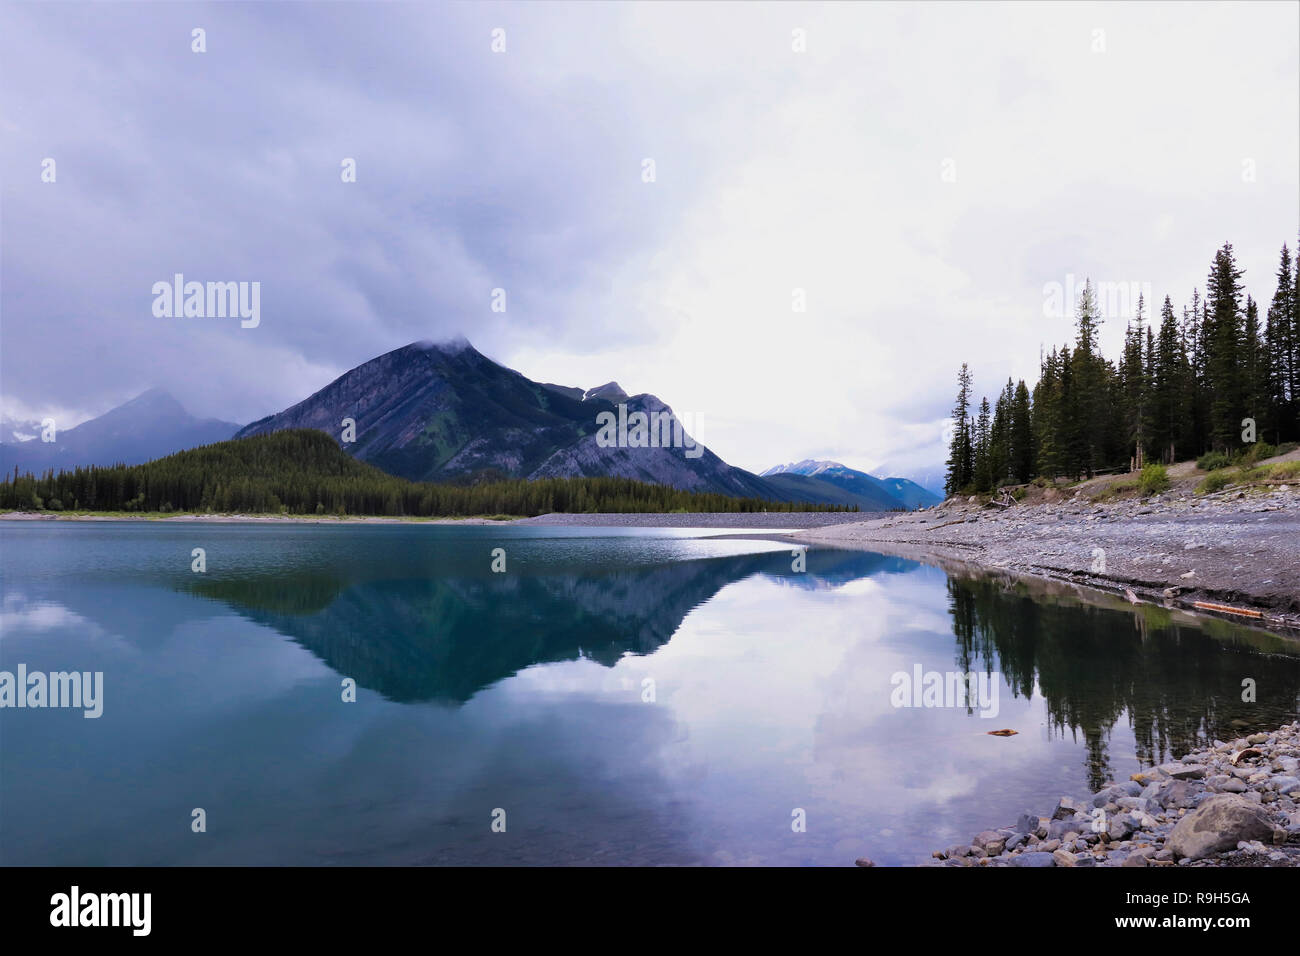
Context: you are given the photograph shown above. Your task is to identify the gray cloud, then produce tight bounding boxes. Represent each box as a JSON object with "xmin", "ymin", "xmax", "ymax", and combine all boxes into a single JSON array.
[{"xmin": 1, "ymin": 2, "xmax": 1296, "ymax": 478}]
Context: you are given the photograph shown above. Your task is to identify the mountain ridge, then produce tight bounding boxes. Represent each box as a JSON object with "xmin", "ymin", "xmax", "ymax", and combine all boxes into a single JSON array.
[{"xmin": 235, "ymin": 339, "xmax": 783, "ymax": 500}]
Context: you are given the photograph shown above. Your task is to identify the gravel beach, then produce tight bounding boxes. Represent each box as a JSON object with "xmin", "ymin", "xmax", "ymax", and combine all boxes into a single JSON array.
[{"xmin": 789, "ymin": 484, "xmax": 1300, "ymax": 633}]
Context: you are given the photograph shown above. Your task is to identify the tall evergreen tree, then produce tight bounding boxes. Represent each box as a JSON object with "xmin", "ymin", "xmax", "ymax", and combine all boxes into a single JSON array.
[
  {"xmin": 1204, "ymin": 243, "xmax": 1246, "ymax": 450},
  {"xmin": 1120, "ymin": 293, "xmax": 1150, "ymax": 468},
  {"xmin": 1265, "ymin": 243, "xmax": 1295, "ymax": 441},
  {"xmin": 944, "ymin": 363, "xmax": 975, "ymax": 494},
  {"xmin": 1242, "ymin": 295, "xmax": 1266, "ymax": 442},
  {"xmin": 1033, "ymin": 348, "xmax": 1063, "ymax": 479},
  {"xmin": 989, "ymin": 379, "xmax": 1014, "ymax": 486},
  {"xmin": 1009, "ymin": 380, "xmax": 1034, "ymax": 483},
  {"xmin": 1070, "ymin": 280, "xmax": 1105, "ymax": 476},
  {"xmin": 1290, "ymin": 238, "xmax": 1300, "ymax": 436},
  {"xmin": 973, "ymin": 397, "xmax": 992, "ymax": 492}
]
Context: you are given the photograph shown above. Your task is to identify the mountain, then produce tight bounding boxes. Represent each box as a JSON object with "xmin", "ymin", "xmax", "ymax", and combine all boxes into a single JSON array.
[
  {"xmin": 0, "ymin": 389, "xmax": 240, "ymax": 474},
  {"xmin": 870, "ymin": 464, "xmax": 947, "ymax": 501},
  {"xmin": 876, "ymin": 476, "xmax": 944, "ymax": 509},
  {"xmin": 762, "ymin": 459, "xmax": 942, "ymax": 510},
  {"xmin": 234, "ymin": 337, "xmax": 783, "ymax": 499},
  {"xmin": 0, "ymin": 413, "xmax": 44, "ymax": 443}
]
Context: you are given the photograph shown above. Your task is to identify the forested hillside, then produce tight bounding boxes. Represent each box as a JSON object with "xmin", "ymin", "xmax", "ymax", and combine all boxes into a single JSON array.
[{"xmin": 0, "ymin": 430, "xmax": 852, "ymax": 516}]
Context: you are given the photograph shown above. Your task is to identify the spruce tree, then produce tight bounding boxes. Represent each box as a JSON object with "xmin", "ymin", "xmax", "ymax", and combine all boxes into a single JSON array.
[
  {"xmin": 973, "ymin": 397, "xmax": 992, "ymax": 492},
  {"xmin": 1242, "ymin": 295, "xmax": 1266, "ymax": 443},
  {"xmin": 1204, "ymin": 243, "xmax": 1246, "ymax": 451},
  {"xmin": 1033, "ymin": 348, "xmax": 1063, "ymax": 480},
  {"xmin": 1010, "ymin": 380, "xmax": 1034, "ymax": 483},
  {"xmin": 944, "ymin": 363, "xmax": 974, "ymax": 494},
  {"xmin": 1070, "ymin": 281, "xmax": 1104, "ymax": 476},
  {"xmin": 1265, "ymin": 243, "xmax": 1295, "ymax": 441}
]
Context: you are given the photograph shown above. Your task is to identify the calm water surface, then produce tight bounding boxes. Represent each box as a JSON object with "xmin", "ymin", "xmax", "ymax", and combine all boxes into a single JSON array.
[{"xmin": 2, "ymin": 521, "xmax": 1298, "ymax": 866}]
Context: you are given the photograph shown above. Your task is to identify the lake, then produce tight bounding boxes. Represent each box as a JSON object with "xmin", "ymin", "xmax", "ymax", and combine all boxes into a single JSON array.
[{"xmin": 2, "ymin": 521, "xmax": 1298, "ymax": 866}]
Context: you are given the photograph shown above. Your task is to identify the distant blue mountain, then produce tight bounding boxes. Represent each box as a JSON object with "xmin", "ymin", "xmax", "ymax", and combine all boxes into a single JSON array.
[
  {"xmin": 0, "ymin": 389, "xmax": 241, "ymax": 474},
  {"xmin": 762, "ymin": 459, "xmax": 942, "ymax": 510}
]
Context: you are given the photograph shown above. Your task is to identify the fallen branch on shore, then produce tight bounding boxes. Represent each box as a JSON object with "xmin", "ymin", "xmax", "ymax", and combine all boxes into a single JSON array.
[{"xmin": 1193, "ymin": 601, "xmax": 1264, "ymax": 619}]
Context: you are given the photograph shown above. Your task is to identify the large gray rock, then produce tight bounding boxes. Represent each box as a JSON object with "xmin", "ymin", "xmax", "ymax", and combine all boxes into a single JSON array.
[
  {"xmin": 1155, "ymin": 780, "xmax": 1203, "ymax": 810},
  {"xmin": 1158, "ymin": 763, "xmax": 1206, "ymax": 781},
  {"xmin": 1167, "ymin": 795, "xmax": 1275, "ymax": 861},
  {"xmin": 1107, "ymin": 813, "xmax": 1137, "ymax": 841},
  {"xmin": 1271, "ymin": 776, "xmax": 1300, "ymax": 795},
  {"xmin": 1009, "ymin": 852, "xmax": 1055, "ymax": 867}
]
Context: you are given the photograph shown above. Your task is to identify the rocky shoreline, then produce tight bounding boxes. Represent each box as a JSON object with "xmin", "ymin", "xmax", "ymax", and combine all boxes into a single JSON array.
[
  {"xmin": 791, "ymin": 484, "xmax": 1300, "ymax": 633},
  {"xmin": 923, "ymin": 723, "xmax": 1300, "ymax": 868}
]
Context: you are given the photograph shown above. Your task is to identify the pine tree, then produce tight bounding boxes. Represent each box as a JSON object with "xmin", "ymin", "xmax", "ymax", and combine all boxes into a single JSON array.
[
  {"xmin": 944, "ymin": 363, "xmax": 975, "ymax": 494},
  {"xmin": 1120, "ymin": 293, "xmax": 1149, "ymax": 469},
  {"xmin": 1182, "ymin": 290, "xmax": 1206, "ymax": 453},
  {"xmin": 1069, "ymin": 280, "xmax": 1105, "ymax": 477},
  {"xmin": 1242, "ymin": 295, "xmax": 1266, "ymax": 443},
  {"xmin": 973, "ymin": 397, "xmax": 992, "ymax": 492},
  {"xmin": 1265, "ymin": 243, "xmax": 1295, "ymax": 442},
  {"xmin": 1010, "ymin": 380, "xmax": 1034, "ymax": 483},
  {"xmin": 989, "ymin": 379, "xmax": 1013, "ymax": 486},
  {"xmin": 1033, "ymin": 348, "xmax": 1063, "ymax": 480},
  {"xmin": 1143, "ymin": 323, "xmax": 1156, "ymax": 463},
  {"xmin": 1294, "ymin": 233, "xmax": 1300, "ymax": 437},
  {"xmin": 1204, "ymin": 243, "xmax": 1246, "ymax": 451}
]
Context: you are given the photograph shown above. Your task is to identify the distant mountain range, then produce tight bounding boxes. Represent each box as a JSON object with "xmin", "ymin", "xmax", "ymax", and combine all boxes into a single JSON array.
[
  {"xmin": 761, "ymin": 459, "xmax": 942, "ymax": 510},
  {"xmin": 4, "ymin": 339, "xmax": 941, "ymax": 511},
  {"xmin": 0, "ymin": 389, "xmax": 240, "ymax": 475}
]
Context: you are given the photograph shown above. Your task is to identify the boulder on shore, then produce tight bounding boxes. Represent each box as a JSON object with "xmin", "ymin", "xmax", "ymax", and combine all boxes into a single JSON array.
[{"xmin": 1166, "ymin": 795, "xmax": 1275, "ymax": 861}]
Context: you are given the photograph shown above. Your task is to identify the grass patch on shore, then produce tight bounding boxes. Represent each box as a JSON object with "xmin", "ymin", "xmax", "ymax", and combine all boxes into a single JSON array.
[
  {"xmin": 1090, "ymin": 478, "xmax": 1138, "ymax": 502},
  {"xmin": 1086, "ymin": 465, "xmax": 1166, "ymax": 502},
  {"xmin": 1195, "ymin": 472, "xmax": 1233, "ymax": 495},
  {"xmin": 1195, "ymin": 460, "xmax": 1300, "ymax": 495}
]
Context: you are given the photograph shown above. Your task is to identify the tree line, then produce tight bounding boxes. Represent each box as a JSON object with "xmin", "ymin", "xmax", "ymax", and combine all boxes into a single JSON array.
[
  {"xmin": 946, "ymin": 238, "xmax": 1299, "ymax": 495},
  {"xmin": 0, "ymin": 429, "xmax": 854, "ymax": 516}
]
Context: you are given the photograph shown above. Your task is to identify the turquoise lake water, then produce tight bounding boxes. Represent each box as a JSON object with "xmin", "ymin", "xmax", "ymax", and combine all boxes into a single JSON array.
[{"xmin": 2, "ymin": 521, "xmax": 1297, "ymax": 866}]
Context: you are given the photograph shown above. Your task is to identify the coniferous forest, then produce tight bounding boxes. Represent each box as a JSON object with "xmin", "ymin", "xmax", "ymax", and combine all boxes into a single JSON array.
[
  {"xmin": 0, "ymin": 429, "xmax": 852, "ymax": 516},
  {"xmin": 945, "ymin": 239, "xmax": 1300, "ymax": 495}
]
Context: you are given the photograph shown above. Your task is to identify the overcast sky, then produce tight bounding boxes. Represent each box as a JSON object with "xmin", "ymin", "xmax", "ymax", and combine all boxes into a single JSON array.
[{"xmin": 2, "ymin": 1, "xmax": 1296, "ymax": 479}]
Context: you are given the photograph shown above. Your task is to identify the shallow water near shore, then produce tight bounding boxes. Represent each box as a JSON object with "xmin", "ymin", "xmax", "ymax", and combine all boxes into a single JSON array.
[{"xmin": 3, "ymin": 521, "xmax": 1298, "ymax": 866}]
